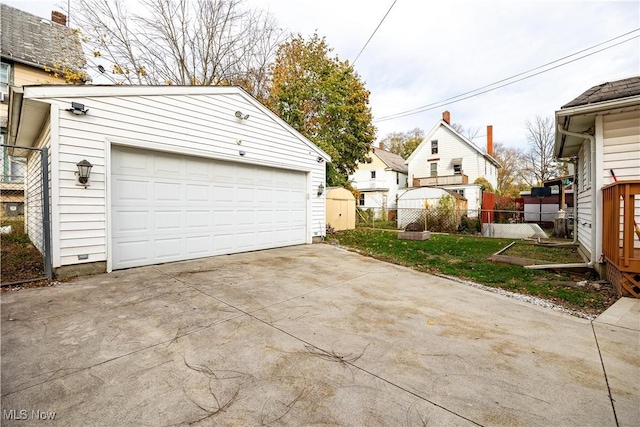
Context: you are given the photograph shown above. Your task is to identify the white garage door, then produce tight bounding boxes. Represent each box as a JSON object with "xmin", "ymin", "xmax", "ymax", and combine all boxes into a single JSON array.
[{"xmin": 111, "ymin": 146, "xmax": 307, "ymax": 270}]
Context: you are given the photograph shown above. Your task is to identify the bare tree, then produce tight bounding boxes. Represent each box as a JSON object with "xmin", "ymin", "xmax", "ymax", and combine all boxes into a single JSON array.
[
  {"xmin": 74, "ymin": 0, "xmax": 285, "ymax": 98},
  {"xmin": 492, "ymin": 142, "xmax": 528, "ymax": 196},
  {"xmin": 450, "ymin": 123, "xmax": 480, "ymax": 141},
  {"xmin": 523, "ymin": 115, "xmax": 558, "ymax": 186}
]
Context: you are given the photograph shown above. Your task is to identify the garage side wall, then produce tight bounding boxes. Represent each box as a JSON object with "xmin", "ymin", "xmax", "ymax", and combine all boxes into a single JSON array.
[{"xmin": 51, "ymin": 92, "xmax": 326, "ymax": 268}]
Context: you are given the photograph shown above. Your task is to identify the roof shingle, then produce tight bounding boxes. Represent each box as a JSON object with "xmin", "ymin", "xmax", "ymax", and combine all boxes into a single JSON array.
[
  {"xmin": 562, "ymin": 76, "xmax": 640, "ymax": 108},
  {"xmin": 1, "ymin": 4, "xmax": 86, "ymax": 77},
  {"xmin": 372, "ymin": 147, "xmax": 408, "ymax": 173}
]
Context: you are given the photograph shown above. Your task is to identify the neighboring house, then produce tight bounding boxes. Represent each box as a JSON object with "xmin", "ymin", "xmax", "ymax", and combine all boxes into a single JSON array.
[
  {"xmin": 405, "ymin": 111, "xmax": 501, "ymax": 216},
  {"xmin": 7, "ymin": 84, "xmax": 330, "ymax": 276},
  {"xmin": 1, "ymin": 4, "xmax": 86, "ymax": 211},
  {"xmin": 349, "ymin": 143, "xmax": 408, "ymax": 213},
  {"xmin": 554, "ymin": 75, "xmax": 640, "ymax": 296}
]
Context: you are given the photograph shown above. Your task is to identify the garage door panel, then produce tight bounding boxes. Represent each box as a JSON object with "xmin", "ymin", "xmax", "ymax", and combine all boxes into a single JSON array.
[
  {"xmin": 186, "ymin": 210, "xmax": 211, "ymax": 228},
  {"xmin": 154, "ymin": 155, "xmax": 183, "ymax": 177},
  {"xmin": 113, "ymin": 210, "xmax": 150, "ymax": 234},
  {"xmin": 186, "ymin": 235, "xmax": 211, "ymax": 255},
  {"xmin": 214, "ymin": 234, "xmax": 234, "ymax": 251},
  {"xmin": 114, "ymin": 178, "xmax": 151, "ymax": 202},
  {"xmin": 115, "ymin": 240, "xmax": 152, "ymax": 266},
  {"xmin": 112, "ymin": 147, "xmax": 307, "ymax": 270},
  {"xmin": 155, "ymin": 211, "xmax": 182, "ymax": 231},
  {"xmin": 214, "ymin": 186, "xmax": 234, "ymax": 202},
  {"xmin": 186, "ymin": 184, "xmax": 211, "ymax": 202},
  {"xmin": 155, "ymin": 237, "xmax": 183, "ymax": 260},
  {"xmin": 155, "ymin": 182, "xmax": 183, "ymax": 202}
]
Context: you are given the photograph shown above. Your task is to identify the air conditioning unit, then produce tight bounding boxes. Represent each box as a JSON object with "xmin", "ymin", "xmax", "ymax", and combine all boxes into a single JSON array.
[{"xmin": 0, "ymin": 92, "xmax": 7, "ymax": 103}]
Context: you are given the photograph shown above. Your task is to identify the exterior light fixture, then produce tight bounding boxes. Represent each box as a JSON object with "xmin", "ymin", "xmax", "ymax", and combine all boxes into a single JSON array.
[
  {"xmin": 67, "ymin": 102, "xmax": 88, "ymax": 115},
  {"xmin": 235, "ymin": 110, "xmax": 249, "ymax": 120},
  {"xmin": 76, "ymin": 159, "xmax": 93, "ymax": 187},
  {"xmin": 317, "ymin": 156, "xmax": 324, "ymax": 163},
  {"xmin": 317, "ymin": 183, "xmax": 325, "ymax": 196},
  {"xmin": 239, "ymin": 150, "xmax": 246, "ymax": 156}
]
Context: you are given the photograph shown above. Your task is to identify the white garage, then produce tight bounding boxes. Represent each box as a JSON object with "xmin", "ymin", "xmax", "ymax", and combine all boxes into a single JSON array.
[
  {"xmin": 111, "ymin": 146, "xmax": 307, "ymax": 269},
  {"xmin": 8, "ymin": 85, "xmax": 330, "ymax": 276}
]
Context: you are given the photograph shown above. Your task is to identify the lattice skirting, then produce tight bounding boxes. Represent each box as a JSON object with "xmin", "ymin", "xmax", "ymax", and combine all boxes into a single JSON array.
[{"xmin": 607, "ymin": 262, "xmax": 640, "ymax": 298}]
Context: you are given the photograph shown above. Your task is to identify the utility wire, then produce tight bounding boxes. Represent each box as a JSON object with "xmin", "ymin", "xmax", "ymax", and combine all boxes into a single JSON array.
[
  {"xmin": 374, "ymin": 28, "xmax": 640, "ymax": 122},
  {"xmin": 353, "ymin": 0, "xmax": 397, "ymax": 65}
]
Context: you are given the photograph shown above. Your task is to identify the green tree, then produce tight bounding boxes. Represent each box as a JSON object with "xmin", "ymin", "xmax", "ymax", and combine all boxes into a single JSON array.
[
  {"xmin": 267, "ymin": 34, "xmax": 376, "ymax": 186},
  {"xmin": 380, "ymin": 128, "xmax": 424, "ymax": 159}
]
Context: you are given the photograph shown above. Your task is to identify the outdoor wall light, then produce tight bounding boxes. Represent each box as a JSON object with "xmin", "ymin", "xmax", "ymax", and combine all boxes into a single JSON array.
[
  {"xmin": 76, "ymin": 159, "xmax": 93, "ymax": 187},
  {"xmin": 235, "ymin": 110, "xmax": 249, "ymax": 120},
  {"xmin": 239, "ymin": 150, "xmax": 246, "ymax": 156},
  {"xmin": 67, "ymin": 102, "xmax": 89, "ymax": 115},
  {"xmin": 317, "ymin": 183, "xmax": 325, "ymax": 196},
  {"xmin": 317, "ymin": 156, "xmax": 324, "ymax": 163}
]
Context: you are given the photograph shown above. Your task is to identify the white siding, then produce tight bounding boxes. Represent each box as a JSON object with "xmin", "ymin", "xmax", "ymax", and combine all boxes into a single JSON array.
[
  {"xmin": 603, "ymin": 111, "xmax": 640, "ymax": 182},
  {"xmin": 576, "ymin": 143, "xmax": 593, "ymax": 254},
  {"xmin": 407, "ymin": 124, "xmax": 498, "ymax": 189},
  {"xmin": 603, "ymin": 110, "xmax": 640, "ymax": 250},
  {"xmin": 40, "ymin": 89, "xmax": 326, "ymax": 268}
]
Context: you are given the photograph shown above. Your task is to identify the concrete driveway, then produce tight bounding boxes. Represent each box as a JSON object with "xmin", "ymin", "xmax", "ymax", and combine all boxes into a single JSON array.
[{"xmin": 1, "ymin": 244, "xmax": 638, "ymax": 426}]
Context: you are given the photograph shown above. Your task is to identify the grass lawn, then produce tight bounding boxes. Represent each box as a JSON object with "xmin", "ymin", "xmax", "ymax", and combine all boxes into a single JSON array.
[{"xmin": 331, "ymin": 228, "xmax": 617, "ymax": 314}]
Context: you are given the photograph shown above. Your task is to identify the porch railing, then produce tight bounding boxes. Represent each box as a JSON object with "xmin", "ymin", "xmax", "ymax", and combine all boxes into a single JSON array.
[
  {"xmin": 413, "ymin": 174, "xmax": 468, "ymax": 187},
  {"xmin": 602, "ymin": 180, "xmax": 640, "ymax": 274}
]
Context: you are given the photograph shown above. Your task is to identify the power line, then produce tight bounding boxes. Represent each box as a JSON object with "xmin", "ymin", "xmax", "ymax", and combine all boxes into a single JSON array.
[
  {"xmin": 374, "ymin": 28, "xmax": 640, "ymax": 122},
  {"xmin": 353, "ymin": 0, "xmax": 397, "ymax": 66}
]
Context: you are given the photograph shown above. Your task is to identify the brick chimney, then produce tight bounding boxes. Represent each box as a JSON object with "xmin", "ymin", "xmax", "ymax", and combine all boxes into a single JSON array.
[
  {"xmin": 379, "ymin": 142, "xmax": 385, "ymax": 150},
  {"xmin": 51, "ymin": 11, "xmax": 67, "ymax": 26},
  {"xmin": 486, "ymin": 125, "xmax": 493, "ymax": 156},
  {"xmin": 442, "ymin": 110, "xmax": 450, "ymax": 124}
]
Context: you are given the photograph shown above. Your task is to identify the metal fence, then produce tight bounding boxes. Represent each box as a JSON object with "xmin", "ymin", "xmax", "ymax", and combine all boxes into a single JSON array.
[
  {"xmin": 355, "ymin": 206, "xmax": 575, "ymax": 239},
  {"xmin": 1, "ymin": 144, "xmax": 52, "ymax": 284}
]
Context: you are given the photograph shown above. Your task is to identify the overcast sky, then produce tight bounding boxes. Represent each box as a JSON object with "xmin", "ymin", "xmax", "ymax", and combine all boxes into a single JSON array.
[{"xmin": 5, "ymin": 0, "xmax": 640, "ymax": 151}]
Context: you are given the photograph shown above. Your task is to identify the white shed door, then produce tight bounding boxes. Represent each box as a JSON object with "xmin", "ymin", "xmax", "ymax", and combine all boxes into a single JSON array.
[{"xmin": 111, "ymin": 146, "xmax": 306, "ymax": 270}]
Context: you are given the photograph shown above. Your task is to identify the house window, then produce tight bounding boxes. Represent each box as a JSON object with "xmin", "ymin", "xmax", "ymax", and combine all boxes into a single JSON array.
[
  {"xmin": 431, "ymin": 140, "xmax": 438, "ymax": 154},
  {"xmin": 0, "ymin": 62, "xmax": 10, "ymax": 96},
  {"xmin": 583, "ymin": 141, "xmax": 592, "ymax": 189},
  {"xmin": 430, "ymin": 162, "xmax": 437, "ymax": 177},
  {"xmin": 452, "ymin": 158, "xmax": 462, "ymax": 175},
  {"xmin": 370, "ymin": 171, "xmax": 376, "ymax": 179},
  {"xmin": 452, "ymin": 189, "xmax": 464, "ymax": 197},
  {"xmin": 359, "ymin": 193, "xmax": 365, "ymax": 206}
]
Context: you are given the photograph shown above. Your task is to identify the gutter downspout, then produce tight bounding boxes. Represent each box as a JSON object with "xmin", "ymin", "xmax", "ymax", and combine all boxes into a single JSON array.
[{"xmin": 526, "ymin": 125, "xmax": 596, "ymax": 270}]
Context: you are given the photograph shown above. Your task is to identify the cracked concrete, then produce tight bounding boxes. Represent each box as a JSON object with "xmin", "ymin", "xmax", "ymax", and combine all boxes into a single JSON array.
[{"xmin": 1, "ymin": 244, "xmax": 638, "ymax": 426}]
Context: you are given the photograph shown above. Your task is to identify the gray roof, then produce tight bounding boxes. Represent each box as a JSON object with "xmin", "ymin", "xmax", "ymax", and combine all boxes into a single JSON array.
[
  {"xmin": 372, "ymin": 147, "xmax": 408, "ymax": 174},
  {"xmin": 1, "ymin": 4, "xmax": 86, "ymax": 77},
  {"xmin": 562, "ymin": 76, "xmax": 640, "ymax": 108}
]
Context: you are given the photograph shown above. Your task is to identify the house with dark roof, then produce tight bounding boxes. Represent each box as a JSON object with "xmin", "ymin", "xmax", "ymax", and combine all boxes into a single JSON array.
[
  {"xmin": 1, "ymin": 4, "xmax": 87, "ymax": 212},
  {"xmin": 555, "ymin": 75, "xmax": 640, "ymax": 297},
  {"xmin": 348, "ymin": 144, "xmax": 408, "ymax": 215},
  {"xmin": 405, "ymin": 111, "xmax": 501, "ymax": 217}
]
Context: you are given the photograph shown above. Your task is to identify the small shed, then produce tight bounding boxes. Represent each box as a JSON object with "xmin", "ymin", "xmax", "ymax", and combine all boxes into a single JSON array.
[{"xmin": 326, "ymin": 187, "xmax": 355, "ymax": 231}]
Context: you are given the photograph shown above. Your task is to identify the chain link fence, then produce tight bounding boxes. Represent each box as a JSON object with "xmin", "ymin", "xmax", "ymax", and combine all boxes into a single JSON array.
[
  {"xmin": 355, "ymin": 206, "xmax": 575, "ymax": 239},
  {"xmin": 1, "ymin": 144, "xmax": 52, "ymax": 284}
]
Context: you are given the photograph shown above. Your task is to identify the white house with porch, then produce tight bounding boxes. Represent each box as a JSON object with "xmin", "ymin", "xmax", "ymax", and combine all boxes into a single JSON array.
[{"xmin": 405, "ymin": 111, "xmax": 501, "ymax": 216}]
